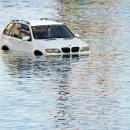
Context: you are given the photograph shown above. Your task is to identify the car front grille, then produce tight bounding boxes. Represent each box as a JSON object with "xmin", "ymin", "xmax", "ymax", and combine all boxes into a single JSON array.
[
  {"xmin": 71, "ymin": 47, "xmax": 79, "ymax": 52},
  {"xmin": 62, "ymin": 47, "xmax": 79, "ymax": 53},
  {"xmin": 62, "ymin": 47, "xmax": 70, "ymax": 53}
]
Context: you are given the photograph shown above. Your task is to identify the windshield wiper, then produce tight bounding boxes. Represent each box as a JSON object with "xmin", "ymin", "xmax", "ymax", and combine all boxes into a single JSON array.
[
  {"xmin": 63, "ymin": 37, "xmax": 74, "ymax": 40},
  {"xmin": 44, "ymin": 38, "xmax": 56, "ymax": 40}
]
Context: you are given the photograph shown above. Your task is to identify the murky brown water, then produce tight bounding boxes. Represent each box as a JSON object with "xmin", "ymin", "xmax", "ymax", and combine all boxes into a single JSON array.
[{"xmin": 0, "ymin": 0, "xmax": 130, "ymax": 130}]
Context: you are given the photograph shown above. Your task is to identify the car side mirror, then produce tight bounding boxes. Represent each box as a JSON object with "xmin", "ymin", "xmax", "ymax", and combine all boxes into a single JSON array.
[
  {"xmin": 22, "ymin": 36, "xmax": 31, "ymax": 41},
  {"xmin": 75, "ymin": 33, "xmax": 80, "ymax": 38}
]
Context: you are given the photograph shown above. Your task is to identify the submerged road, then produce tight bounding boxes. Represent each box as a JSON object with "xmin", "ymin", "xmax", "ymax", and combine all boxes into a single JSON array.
[{"xmin": 0, "ymin": 0, "xmax": 130, "ymax": 129}]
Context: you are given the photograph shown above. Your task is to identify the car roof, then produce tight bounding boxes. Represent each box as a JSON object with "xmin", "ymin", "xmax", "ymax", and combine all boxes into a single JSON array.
[
  {"xmin": 29, "ymin": 20, "xmax": 63, "ymax": 26},
  {"xmin": 11, "ymin": 19, "xmax": 63, "ymax": 26}
]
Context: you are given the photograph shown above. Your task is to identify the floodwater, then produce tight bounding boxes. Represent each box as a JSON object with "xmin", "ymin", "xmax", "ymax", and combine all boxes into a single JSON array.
[{"xmin": 0, "ymin": 0, "xmax": 130, "ymax": 129}]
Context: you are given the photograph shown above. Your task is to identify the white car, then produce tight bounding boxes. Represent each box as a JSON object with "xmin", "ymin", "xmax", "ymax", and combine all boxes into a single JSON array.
[{"xmin": 0, "ymin": 18, "xmax": 90, "ymax": 56}]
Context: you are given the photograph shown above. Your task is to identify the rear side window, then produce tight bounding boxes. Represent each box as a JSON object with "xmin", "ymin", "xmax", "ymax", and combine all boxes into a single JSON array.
[{"xmin": 3, "ymin": 23, "xmax": 14, "ymax": 35}]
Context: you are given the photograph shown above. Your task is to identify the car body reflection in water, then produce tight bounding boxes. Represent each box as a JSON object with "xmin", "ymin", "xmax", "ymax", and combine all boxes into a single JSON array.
[
  {"xmin": 0, "ymin": 50, "xmax": 122, "ymax": 129},
  {"xmin": 0, "ymin": 50, "xmax": 89, "ymax": 129}
]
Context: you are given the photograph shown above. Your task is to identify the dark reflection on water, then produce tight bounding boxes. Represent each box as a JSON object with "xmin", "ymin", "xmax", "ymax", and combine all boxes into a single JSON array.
[{"xmin": 0, "ymin": 0, "xmax": 130, "ymax": 130}]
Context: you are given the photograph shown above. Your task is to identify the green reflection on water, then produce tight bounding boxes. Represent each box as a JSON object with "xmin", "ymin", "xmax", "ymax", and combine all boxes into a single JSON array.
[{"xmin": 60, "ymin": 0, "xmax": 124, "ymax": 42}]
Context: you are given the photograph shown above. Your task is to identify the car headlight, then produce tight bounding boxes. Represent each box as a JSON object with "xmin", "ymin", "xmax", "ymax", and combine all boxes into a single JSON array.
[
  {"xmin": 80, "ymin": 47, "xmax": 89, "ymax": 52},
  {"xmin": 45, "ymin": 48, "xmax": 61, "ymax": 53}
]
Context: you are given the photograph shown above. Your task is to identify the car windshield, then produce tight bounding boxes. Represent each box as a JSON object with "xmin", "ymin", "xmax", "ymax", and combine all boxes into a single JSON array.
[{"xmin": 31, "ymin": 25, "xmax": 74, "ymax": 39}]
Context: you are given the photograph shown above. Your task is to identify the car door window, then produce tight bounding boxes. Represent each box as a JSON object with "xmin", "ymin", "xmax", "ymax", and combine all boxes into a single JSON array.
[
  {"xmin": 3, "ymin": 23, "xmax": 14, "ymax": 36},
  {"xmin": 20, "ymin": 24, "xmax": 31, "ymax": 40},
  {"xmin": 10, "ymin": 23, "xmax": 21, "ymax": 39}
]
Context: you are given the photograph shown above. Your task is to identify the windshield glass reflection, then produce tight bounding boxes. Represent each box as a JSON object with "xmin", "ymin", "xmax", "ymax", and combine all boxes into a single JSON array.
[{"xmin": 32, "ymin": 25, "xmax": 74, "ymax": 39}]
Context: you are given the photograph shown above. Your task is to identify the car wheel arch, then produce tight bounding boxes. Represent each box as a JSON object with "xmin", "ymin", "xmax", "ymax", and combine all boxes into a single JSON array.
[
  {"xmin": 2, "ymin": 45, "xmax": 9, "ymax": 51},
  {"xmin": 34, "ymin": 50, "xmax": 43, "ymax": 56}
]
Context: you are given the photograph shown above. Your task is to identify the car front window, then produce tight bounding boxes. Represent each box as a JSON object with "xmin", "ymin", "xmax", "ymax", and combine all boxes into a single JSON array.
[{"xmin": 31, "ymin": 25, "xmax": 74, "ymax": 39}]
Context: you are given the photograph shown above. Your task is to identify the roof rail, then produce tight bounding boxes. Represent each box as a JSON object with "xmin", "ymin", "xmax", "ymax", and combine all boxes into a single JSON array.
[
  {"xmin": 11, "ymin": 20, "xmax": 30, "ymax": 24},
  {"xmin": 40, "ymin": 18, "xmax": 59, "ymax": 22}
]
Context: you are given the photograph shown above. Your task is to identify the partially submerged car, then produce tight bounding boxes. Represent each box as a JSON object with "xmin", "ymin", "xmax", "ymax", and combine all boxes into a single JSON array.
[{"xmin": 0, "ymin": 18, "xmax": 90, "ymax": 55}]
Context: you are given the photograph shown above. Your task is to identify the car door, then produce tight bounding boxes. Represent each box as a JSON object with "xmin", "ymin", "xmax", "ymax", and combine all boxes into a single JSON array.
[{"xmin": 9, "ymin": 23, "xmax": 34, "ymax": 52}]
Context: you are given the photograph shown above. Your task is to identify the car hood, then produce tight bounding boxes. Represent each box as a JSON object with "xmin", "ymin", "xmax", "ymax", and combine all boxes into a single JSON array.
[{"xmin": 33, "ymin": 37, "xmax": 89, "ymax": 49}]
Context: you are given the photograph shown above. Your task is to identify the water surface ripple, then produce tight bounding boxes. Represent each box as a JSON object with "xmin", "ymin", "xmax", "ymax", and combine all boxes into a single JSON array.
[{"xmin": 0, "ymin": 0, "xmax": 130, "ymax": 130}]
